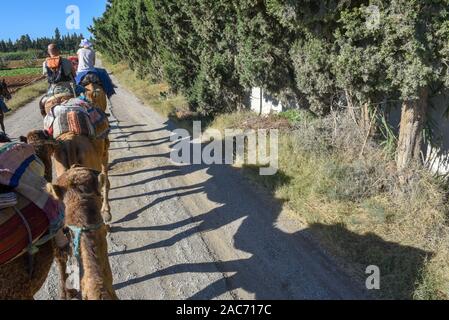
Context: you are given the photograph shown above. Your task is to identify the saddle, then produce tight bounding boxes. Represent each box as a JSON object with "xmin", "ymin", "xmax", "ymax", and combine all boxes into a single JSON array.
[
  {"xmin": 0, "ymin": 194, "xmax": 50, "ymax": 265},
  {"xmin": 0, "ymin": 142, "xmax": 64, "ymax": 266},
  {"xmin": 43, "ymin": 85, "xmax": 75, "ymax": 115},
  {"xmin": 44, "ymin": 98, "xmax": 110, "ymax": 140}
]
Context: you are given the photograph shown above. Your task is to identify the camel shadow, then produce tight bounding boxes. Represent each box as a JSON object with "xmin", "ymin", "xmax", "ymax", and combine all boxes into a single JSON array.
[
  {"xmin": 307, "ymin": 223, "xmax": 433, "ymax": 299},
  {"xmin": 109, "ymin": 119, "xmax": 432, "ymax": 299}
]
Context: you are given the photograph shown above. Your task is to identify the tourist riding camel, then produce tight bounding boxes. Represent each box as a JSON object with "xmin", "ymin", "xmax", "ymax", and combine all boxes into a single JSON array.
[
  {"xmin": 43, "ymin": 44, "xmax": 75, "ymax": 91},
  {"xmin": 40, "ymin": 44, "xmax": 78, "ymax": 116},
  {"xmin": 77, "ymin": 39, "xmax": 96, "ymax": 73},
  {"xmin": 75, "ymin": 39, "xmax": 115, "ymax": 108}
]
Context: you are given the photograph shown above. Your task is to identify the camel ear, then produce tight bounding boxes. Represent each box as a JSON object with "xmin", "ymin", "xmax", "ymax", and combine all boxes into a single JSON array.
[{"xmin": 46, "ymin": 183, "xmax": 65, "ymax": 200}]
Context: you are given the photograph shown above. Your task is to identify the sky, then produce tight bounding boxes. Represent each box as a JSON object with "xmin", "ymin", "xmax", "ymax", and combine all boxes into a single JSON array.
[{"xmin": 0, "ymin": 0, "xmax": 108, "ymax": 41}]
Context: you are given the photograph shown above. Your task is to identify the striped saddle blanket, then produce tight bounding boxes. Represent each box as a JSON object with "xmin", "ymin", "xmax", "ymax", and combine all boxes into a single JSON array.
[
  {"xmin": 0, "ymin": 194, "xmax": 50, "ymax": 265},
  {"xmin": 44, "ymin": 98, "xmax": 110, "ymax": 140},
  {"xmin": 0, "ymin": 142, "xmax": 64, "ymax": 265}
]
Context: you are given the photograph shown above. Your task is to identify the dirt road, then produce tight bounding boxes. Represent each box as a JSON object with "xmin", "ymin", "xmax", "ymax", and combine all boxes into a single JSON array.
[{"xmin": 5, "ymin": 71, "xmax": 367, "ymax": 300}]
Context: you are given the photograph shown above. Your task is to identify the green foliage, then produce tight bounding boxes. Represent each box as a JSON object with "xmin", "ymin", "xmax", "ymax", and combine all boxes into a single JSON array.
[
  {"xmin": 0, "ymin": 29, "xmax": 84, "ymax": 56},
  {"xmin": 91, "ymin": 0, "xmax": 449, "ymax": 118},
  {"xmin": 234, "ymin": 0, "xmax": 297, "ymax": 104},
  {"xmin": 290, "ymin": 35, "xmax": 336, "ymax": 115},
  {"xmin": 279, "ymin": 109, "xmax": 316, "ymax": 124}
]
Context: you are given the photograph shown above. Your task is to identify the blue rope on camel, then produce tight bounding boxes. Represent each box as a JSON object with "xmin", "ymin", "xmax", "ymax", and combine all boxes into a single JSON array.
[{"xmin": 68, "ymin": 223, "xmax": 104, "ymax": 258}]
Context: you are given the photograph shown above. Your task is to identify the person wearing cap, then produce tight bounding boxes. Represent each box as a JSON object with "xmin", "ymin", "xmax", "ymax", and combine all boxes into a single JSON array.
[
  {"xmin": 77, "ymin": 39, "xmax": 96, "ymax": 73},
  {"xmin": 75, "ymin": 39, "xmax": 116, "ymax": 98}
]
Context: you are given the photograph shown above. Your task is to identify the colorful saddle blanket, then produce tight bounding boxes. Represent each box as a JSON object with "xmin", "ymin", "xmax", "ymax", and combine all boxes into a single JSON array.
[
  {"xmin": 44, "ymin": 98, "xmax": 110, "ymax": 139},
  {"xmin": 0, "ymin": 142, "xmax": 64, "ymax": 265},
  {"xmin": 0, "ymin": 195, "xmax": 50, "ymax": 265}
]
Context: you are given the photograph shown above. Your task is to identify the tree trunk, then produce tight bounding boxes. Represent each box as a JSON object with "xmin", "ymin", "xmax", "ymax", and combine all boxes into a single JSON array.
[
  {"xmin": 345, "ymin": 90, "xmax": 358, "ymax": 125},
  {"xmin": 396, "ymin": 88, "xmax": 428, "ymax": 172},
  {"xmin": 361, "ymin": 102, "xmax": 371, "ymax": 135}
]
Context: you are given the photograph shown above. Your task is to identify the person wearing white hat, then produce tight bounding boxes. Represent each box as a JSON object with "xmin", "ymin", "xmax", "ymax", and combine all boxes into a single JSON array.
[{"xmin": 77, "ymin": 39, "xmax": 96, "ymax": 73}]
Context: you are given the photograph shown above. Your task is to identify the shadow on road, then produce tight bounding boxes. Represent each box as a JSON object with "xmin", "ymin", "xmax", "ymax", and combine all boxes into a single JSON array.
[{"xmin": 108, "ymin": 120, "xmax": 432, "ymax": 300}]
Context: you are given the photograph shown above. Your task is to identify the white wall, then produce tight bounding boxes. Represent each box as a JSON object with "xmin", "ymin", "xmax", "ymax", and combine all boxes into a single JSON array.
[{"xmin": 250, "ymin": 87, "xmax": 284, "ymax": 114}]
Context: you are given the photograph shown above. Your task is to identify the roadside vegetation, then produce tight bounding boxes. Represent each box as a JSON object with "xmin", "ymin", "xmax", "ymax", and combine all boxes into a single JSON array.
[
  {"xmin": 93, "ymin": 1, "xmax": 449, "ymax": 299},
  {"xmin": 0, "ymin": 50, "xmax": 44, "ymax": 61}
]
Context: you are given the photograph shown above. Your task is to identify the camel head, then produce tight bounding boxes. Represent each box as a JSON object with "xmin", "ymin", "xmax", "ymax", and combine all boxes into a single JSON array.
[
  {"xmin": 21, "ymin": 130, "xmax": 58, "ymax": 182},
  {"xmin": 20, "ymin": 130, "xmax": 59, "ymax": 157},
  {"xmin": 47, "ymin": 166, "xmax": 105, "ymax": 226},
  {"xmin": 20, "ymin": 129, "xmax": 55, "ymax": 144},
  {"xmin": 46, "ymin": 166, "xmax": 117, "ymax": 300}
]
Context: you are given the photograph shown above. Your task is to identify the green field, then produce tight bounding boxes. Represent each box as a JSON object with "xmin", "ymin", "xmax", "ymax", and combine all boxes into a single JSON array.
[{"xmin": 0, "ymin": 67, "xmax": 42, "ymax": 77}]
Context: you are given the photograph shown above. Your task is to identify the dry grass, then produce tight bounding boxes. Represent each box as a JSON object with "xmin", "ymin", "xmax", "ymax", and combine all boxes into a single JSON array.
[
  {"xmin": 211, "ymin": 110, "xmax": 449, "ymax": 300},
  {"xmin": 7, "ymin": 80, "xmax": 47, "ymax": 113}
]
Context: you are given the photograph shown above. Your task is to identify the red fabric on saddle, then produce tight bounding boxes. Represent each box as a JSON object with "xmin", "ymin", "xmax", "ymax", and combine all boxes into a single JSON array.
[{"xmin": 0, "ymin": 202, "xmax": 49, "ymax": 265}]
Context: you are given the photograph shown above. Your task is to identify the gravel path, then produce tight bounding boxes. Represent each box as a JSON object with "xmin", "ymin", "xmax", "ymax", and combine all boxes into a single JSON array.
[{"xmin": 4, "ymin": 68, "xmax": 367, "ymax": 300}]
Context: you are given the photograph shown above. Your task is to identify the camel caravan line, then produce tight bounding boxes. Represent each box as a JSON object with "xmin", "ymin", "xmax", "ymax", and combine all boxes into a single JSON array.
[{"xmin": 0, "ymin": 55, "xmax": 118, "ymax": 299}]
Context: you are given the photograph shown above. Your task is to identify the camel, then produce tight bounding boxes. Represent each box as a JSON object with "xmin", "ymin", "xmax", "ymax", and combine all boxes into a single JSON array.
[
  {"xmin": 0, "ymin": 134, "xmax": 71, "ymax": 300},
  {"xmin": 20, "ymin": 130, "xmax": 58, "ymax": 183},
  {"xmin": 47, "ymin": 166, "xmax": 117, "ymax": 300},
  {"xmin": 20, "ymin": 130, "xmax": 111, "ymax": 299},
  {"xmin": 81, "ymin": 74, "xmax": 108, "ymax": 112},
  {"xmin": 0, "ymin": 79, "xmax": 12, "ymax": 133},
  {"xmin": 35, "ymin": 130, "xmax": 112, "ymax": 223},
  {"xmin": 0, "ymin": 135, "xmax": 55, "ymax": 300},
  {"xmin": 0, "ymin": 166, "xmax": 116, "ymax": 300},
  {"xmin": 0, "ymin": 236, "xmax": 55, "ymax": 300},
  {"xmin": 84, "ymin": 83, "xmax": 108, "ymax": 112}
]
